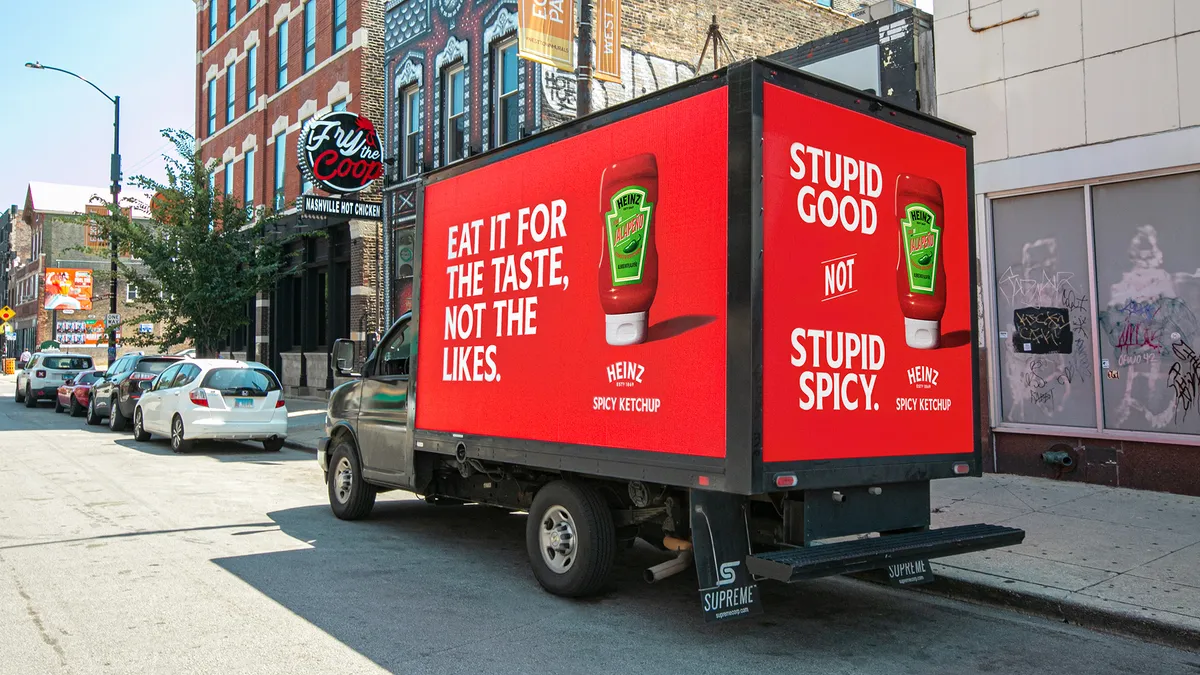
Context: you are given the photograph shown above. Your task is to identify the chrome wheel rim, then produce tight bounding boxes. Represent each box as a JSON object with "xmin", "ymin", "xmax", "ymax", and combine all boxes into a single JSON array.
[
  {"xmin": 334, "ymin": 457, "xmax": 354, "ymax": 504},
  {"xmin": 171, "ymin": 419, "xmax": 182, "ymax": 449},
  {"xmin": 538, "ymin": 505, "xmax": 577, "ymax": 574}
]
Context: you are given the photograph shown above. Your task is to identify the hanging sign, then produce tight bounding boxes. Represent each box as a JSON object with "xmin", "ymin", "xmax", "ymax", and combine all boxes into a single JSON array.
[
  {"xmin": 595, "ymin": 0, "xmax": 621, "ymax": 83},
  {"xmin": 302, "ymin": 194, "xmax": 382, "ymax": 220},
  {"xmin": 298, "ymin": 111, "xmax": 385, "ymax": 194},
  {"xmin": 518, "ymin": 0, "xmax": 575, "ymax": 72}
]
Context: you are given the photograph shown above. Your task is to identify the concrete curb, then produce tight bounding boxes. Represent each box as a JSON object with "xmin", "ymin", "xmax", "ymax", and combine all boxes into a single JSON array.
[
  {"xmin": 855, "ymin": 569, "xmax": 1200, "ymax": 653},
  {"xmin": 283, "ymin": 439, "xmax": 317, "ymax": 454}
]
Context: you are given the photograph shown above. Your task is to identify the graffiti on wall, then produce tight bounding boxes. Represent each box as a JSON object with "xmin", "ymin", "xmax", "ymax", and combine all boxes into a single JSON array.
[
  {"xmin": 1097, "ymin": 225, "xmax": 1200, "ymax": 431},
  {"xmin": 541, "ymin": 48, "xmax": 695, "ymax": 118},
  {"xmin": 997, "ymin": 238, "xmax": 1095, "ymax": 422}
]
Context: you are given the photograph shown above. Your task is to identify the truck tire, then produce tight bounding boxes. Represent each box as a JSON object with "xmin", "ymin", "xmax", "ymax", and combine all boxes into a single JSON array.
[
  {"xmin": 526, "ymin": 481, "xmax": 616, "ymax": 598},
  {"xmin": 109, "ymin": 398, "xmax": 127, "ymax": 431},
  {"xmin": 328, "ymin": 440, "xmax": 376, "ymax": 520}
]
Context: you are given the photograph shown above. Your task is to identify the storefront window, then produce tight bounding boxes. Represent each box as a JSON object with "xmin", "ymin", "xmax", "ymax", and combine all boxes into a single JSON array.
[
  {"xmin": 1092, "ymin": 172, "xmax": 1200, "ymax": 435},
  {"xmin": 990, "ymin": 188, "xmax": 1097, "ymax": 428}
]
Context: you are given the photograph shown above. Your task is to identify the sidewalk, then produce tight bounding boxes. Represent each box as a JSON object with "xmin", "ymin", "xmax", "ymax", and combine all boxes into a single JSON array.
[
  {"xmin": 914, "ymin": 473, "xmax": 1200, "ymax": 650},
  {"xmin": 282, "ymin": 396, "xmax": 327, "ymax": 452}
]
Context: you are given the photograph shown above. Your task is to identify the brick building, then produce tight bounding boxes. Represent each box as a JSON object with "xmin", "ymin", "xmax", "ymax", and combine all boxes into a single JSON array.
[
  {"xmin": 193, "ymin": 0, "xmax": 385, "ymax": 393},
  {"xmin": 6, "ymin": 183, "xmax": 169, "ymax": 365},
  {"xmin": 378, "ymin": 0, "xmax": 858, "ymax": 325}
]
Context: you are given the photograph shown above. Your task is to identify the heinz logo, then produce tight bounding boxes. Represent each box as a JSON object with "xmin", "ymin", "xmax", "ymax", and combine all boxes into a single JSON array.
[
  {"xmin": 907, "ymin": 366, "xmax": 939, "ymax": 389},
  {"xmin": 607, "ymin": 361, "xmax": 645, "ymax": 387}
]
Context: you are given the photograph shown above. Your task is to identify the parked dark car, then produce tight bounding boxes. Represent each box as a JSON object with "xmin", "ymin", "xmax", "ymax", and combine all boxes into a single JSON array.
[{"xmin": 88, "ymin": 354, "xmax": 184, "ymax": 431}]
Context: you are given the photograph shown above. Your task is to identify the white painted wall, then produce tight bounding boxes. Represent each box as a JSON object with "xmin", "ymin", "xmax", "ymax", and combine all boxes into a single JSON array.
[{"xmin": 934, "ymin": 0, "xmax": 1199, "ymax": 189}]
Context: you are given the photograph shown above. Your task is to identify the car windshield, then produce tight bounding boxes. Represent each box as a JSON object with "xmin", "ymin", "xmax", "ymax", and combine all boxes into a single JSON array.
[
  {"xmin": 201, "ymin": 368, "xmax": 281, "ymax": 395},
  {"xmin": 44, "ymin": 356, "xmax": 93, "ymax": 370},
  {"xmin": 74, "ymin": 372, "xmax": 102, "ymax": 385},
  {"xmin": 135, "ymin": 358, "xmax": 179, "ymax": 374}
]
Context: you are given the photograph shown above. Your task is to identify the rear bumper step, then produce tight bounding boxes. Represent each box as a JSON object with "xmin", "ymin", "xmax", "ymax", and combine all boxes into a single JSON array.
[{"xmin": 745, "ymin": 523, "xmax": 1025, "ymax": 583}]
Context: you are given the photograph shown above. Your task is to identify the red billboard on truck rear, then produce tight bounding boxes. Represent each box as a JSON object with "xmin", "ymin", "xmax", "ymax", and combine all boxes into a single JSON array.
[
  {"xmin": 416, "ymin": 88, "xmax": 728, "ymax": 458},
  {"xmin": 761, "ymin": 83, "xmax": 974, "ymax": 463}
]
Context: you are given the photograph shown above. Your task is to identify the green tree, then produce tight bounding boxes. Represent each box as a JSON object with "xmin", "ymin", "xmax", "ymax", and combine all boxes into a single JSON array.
[{"xmin": 91, "ymin": 129, "xmax": 299, "ymax": 357}]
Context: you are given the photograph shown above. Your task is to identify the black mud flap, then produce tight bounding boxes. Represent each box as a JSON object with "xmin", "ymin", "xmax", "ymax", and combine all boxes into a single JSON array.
[{"xmin": 690, "ymin": 489, "xmax": 764, "ymax": 623}]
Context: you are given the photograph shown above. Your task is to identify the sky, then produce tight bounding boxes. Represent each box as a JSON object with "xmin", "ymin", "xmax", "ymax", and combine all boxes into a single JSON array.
[{"xmin": 0, "ymin": 0, "xmax": 196, "ymax": 210}]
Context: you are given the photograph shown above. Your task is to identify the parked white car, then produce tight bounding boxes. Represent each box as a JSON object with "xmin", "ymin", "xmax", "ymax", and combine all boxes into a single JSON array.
[
  {"xmin": 14, "ymin": 351, "xmax": 96, "ymax": 408},
  {"xmin": 132, "ymin": 359, "xmax": 288, "ymax": 452}
]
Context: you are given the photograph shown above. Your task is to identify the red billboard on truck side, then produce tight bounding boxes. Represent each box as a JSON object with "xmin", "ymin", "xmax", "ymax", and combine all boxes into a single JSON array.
[
  {"xmin": 761, "ymin": 83, "xmax": 974, "ymax": 463},
  {"xmin": 415, "ymin": 88, "xmax": 729, "ymax": 458}
]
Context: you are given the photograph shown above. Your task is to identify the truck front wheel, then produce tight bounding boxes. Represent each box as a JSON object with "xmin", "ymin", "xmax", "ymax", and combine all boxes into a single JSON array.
[
  {"xmin": 328, "ymin": 440, "xmax": 376, "ymax": 520},
  {"xmin": 526, "ymin": 481, "xmax": 616, "ymax": 598}
]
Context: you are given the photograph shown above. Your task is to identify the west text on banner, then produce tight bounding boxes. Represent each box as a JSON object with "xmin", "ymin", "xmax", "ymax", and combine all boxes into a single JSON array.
[
  {"xmin": 594, "ymin": 0, "xmax": 621, "ymax": 83},
  {"xmin": 518, "ymin": 0, "xmax": 575, "ymax": 72}
]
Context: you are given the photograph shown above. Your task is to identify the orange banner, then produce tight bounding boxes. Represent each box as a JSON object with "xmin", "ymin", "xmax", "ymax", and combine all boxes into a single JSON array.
[
  {"xmin": 43, "ymin": 268, "xmax": 94, "ymax": 311},
  {"xmin": 594, "ymin": 0, "xmax": 621, "ymax": 83},
  {"xmin": 518, "ymin": 0, "xmax": 575, "ymax": 72}
]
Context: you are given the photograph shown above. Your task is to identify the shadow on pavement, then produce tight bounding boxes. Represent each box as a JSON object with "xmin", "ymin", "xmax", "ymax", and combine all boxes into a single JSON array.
[
  {"xmin": 113, "ymin": 438, "xmax": 313, "ymax": 462},
  {"xmin": 208, "ymin": 499, "xmax": 1082, "ymax": 675}
]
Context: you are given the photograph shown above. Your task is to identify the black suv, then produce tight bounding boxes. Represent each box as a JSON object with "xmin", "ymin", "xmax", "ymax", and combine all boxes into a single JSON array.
[{"xmin": 88, "ymin": 353, "xmax": 184, "ymax": 431}]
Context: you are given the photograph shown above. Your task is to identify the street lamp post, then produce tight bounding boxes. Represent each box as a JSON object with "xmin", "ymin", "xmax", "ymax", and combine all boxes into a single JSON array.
[{"xmin": 25, "ymin": 62, "xmax": 121, "ymax": 365}]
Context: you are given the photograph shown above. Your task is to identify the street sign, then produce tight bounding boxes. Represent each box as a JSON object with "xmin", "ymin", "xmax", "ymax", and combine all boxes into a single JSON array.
[
  {"xmin": 106, "ymin": 313, "xmax": 121, "ymax": 326},
  {"xmin": 0, "ymin": 306, "xmax": 14, "ymax": 322}
]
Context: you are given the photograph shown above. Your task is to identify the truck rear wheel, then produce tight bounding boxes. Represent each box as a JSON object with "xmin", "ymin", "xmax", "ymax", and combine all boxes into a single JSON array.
[
  {"xmin": 328, "ymin": 440, "xmax": 376, "ymax": 520},
  {"xmin": 525, "ymin": 481, "xmax": 616, "ymax": 598}
]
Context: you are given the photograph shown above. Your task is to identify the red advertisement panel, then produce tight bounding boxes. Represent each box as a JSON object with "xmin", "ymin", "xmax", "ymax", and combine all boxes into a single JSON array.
[
  {"xmin": 762, "ymin": 83, "xmax": 973, "ymax": 463},
  {"xmin": 416, "ymin": 89, "xmax": 728, "ymax": 457}
]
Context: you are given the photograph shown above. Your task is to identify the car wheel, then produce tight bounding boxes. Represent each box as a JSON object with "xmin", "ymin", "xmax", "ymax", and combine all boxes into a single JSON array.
[
  {"xmin": 86, "ymin": 397, "xmax": 102, "ymax": 426},
  {"xmin": 263, "ymin": 437, "xmax": 285, "ymax": 452},
  {"xmin": 70, "ymin": 396, "xmax": 84, "ymax": 417},
  {"xmin": 132, "ymin": 408, "xmax": 151, "ymax": 442},
  {"xmin": 327, "ymin": 440, "xmax": 376, "ymax": 520},
  {"xmin": 525, "ymin": 481, "xmax": 616, "ymax": 598},
  {"xmin": 170, "ymin": 415, "xmax": 192, "ymax": 453},
  {"xmin": 15, "ymin": 384, "xmax": 24, "ymax": 403},
  {"xmin": 108, "ymin": 397, "xmax": 127, "ymax": 431},
  {"xmin": 54, "ymin": 396, "xmax": 64, "ymax": 413},
  {"xmin": 24, "ymin": 386, "xmax": 37, "ymax": 408}
]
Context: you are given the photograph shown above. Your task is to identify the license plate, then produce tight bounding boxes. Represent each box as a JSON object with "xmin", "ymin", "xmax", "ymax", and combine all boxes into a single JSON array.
[
  {"xmin": 62, "ymin": 374, "xmax": 74, "ymax": 380},
  {"xmin": 235, "ymin": 398, "xmax": 254, "ymax": 409},
  {"xmin": 887, "ymin": 559, "xmax": 935, "ymax": 586}
]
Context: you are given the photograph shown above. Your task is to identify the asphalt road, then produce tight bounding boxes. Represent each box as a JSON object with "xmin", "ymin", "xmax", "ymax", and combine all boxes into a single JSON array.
[{"xmin": 1, "ymin": 392, "xmax": 1197, "ymax": 675}]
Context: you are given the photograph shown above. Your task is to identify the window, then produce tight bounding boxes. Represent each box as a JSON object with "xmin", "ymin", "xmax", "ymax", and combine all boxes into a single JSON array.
[
  {"xmin": 155, "ymin": 364, "xmax": 183, "ymax": 390},
  {"xmin": 494, "ymin": 39, "xmax": 519, "ymax": 146},
  {"xmin": 249, "ymin": 0, "xmax": 256, "ymax": 7},
  {"xmin": 226, "ymin": 68, "xmax": 236, "ymax": 123},
  {"xmin": 227, "ymin": 0, "xmax": 236, "ymax": 28},
  {"xmin": 277, "ymin": 20, "xmax": 289, "ymax": 90},
  {"xmin": 207, "ymin": 80, "xmax": 216, "ymax": 135},
  {"xmin": 300, "ymin": 118, "xmax": 313, "ymax": 194},
  {"xmin": 375, "ymin": 319, "xmax": 412, "ymax": 377},
  {"xmin": 816, "ymin": 0, "xmax": 832, "ymax": 6},
  {"xmin": 224, "ymin": 161, "xmax": 234, "ymax": 196},
  {"xmin": 173, "ymin": 364, "xmax": 201, "ymax": 388},
  {"xmin": 303, "ymin": 0, "xmax": 316, "ymax": 72},
  {"xmin": 125, "ymin": 283, "xmax": 138, "ymax": 302},
  {"xmin": 274, "ymin": 132, "xmax": 286, "ymax": 209},
  {"xmin": 333, "ymin": 0, "xmax": 348, "ymax": 52},
  {"xmin": 243, "ymin": 148, "xmax": 255, "ymax": 207},
  {"xmin": 246, "ymin": 45, "xmax": 258, "ymax": 109},
  {"xmin": 332, "ymin": 99, "xmax": 347, "ymax": 112},
  {"xmin": 209, "ymin": 3, "xmax": 217, "ymax": 46},
  {"xmin": 402, "ymin": 86, "xmax": 420, "ymax": 178},
  {"xmin": 203, "ymin": 367, "xmax": 281, "ymax": 394},
  {"xmin": 444, "ymin": 65, "xmax": 466, "ymax": 163}
]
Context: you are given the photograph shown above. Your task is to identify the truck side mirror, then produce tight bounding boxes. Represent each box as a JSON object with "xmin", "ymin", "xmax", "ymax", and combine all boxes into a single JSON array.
[{"xmin": 332, "ymin": 339, "xmax": 359, "ymax": 377}]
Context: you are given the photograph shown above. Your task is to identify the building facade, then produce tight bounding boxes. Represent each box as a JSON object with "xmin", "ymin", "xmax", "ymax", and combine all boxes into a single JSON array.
[
  {"xmin": 379, "ymin": 0, "xmax": 859, "ymax": 325},
  {"xmin": 0, "ymin": 205, "xmax": 17, "ymax": 357},
  {"xmin": 193, "ymin": 0, "xmax": 385, "ymax": 394},
  {"xmin": 935, "ymin": 0, "xmax": 1200, "ymax": 495},
  {"xmin": 7, "ymin": 183, "xmax": 170, "ymax": 364}
]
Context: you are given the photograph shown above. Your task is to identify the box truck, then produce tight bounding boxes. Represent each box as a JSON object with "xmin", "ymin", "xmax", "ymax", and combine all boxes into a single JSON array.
[{"xmin": 320, "ymin": 58, "xmax": 1024, "ymax": 622}]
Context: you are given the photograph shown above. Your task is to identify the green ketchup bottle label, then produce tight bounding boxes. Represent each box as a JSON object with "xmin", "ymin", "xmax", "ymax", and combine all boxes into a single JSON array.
[
  {"xmin": 605, "ymin": 185, "xmax": 654, "ymax": 286},
  {"xmin": 901, "ymin": 202, "xmax": 941, "ymax": 295}
]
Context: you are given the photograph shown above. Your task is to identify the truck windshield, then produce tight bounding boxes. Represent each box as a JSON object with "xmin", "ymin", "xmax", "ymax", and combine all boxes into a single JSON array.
[
  {"xmin": 202, "ymin": 368, "xmax": 281, "ymax": 396},
  {"xmin": 44, "ymin": 356, "xmax": 93, "ymax": 370}
]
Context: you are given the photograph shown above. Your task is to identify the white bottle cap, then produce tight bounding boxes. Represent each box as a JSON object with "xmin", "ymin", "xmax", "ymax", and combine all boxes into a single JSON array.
[
  {"xmin": 605, "ymin": 311, "xmax": 648, "ymax": 346},
  {"xmin": 904, "ymin": 317, "xmax": 940, "ymax": 350}
]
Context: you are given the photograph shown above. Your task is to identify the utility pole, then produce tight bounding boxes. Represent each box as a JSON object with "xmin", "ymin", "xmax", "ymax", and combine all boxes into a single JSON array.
[{"xmin": 576, "ymin": 0, "xmax": 592, "ymax": 118}]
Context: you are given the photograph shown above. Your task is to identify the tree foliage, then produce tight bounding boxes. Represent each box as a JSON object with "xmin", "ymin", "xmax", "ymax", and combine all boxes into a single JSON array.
[{"xmin": 92, "ymin": 129, "xmax": 299, "ymax": 357}]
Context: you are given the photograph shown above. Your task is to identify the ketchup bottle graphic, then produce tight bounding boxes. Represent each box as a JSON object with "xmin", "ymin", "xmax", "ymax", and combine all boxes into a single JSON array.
[
  {"xmin": 599, "ymin": 153, "xmax": 659, "ymax": 346},
  {"xmin": 896, "ymin": 174, "xmax": 946, "ymax": 349}
]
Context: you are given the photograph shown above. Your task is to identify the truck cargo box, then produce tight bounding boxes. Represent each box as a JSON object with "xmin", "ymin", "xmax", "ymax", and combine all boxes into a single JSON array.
[{"xmin": 410, "ymin": 58, "xmax": 980, "ymax": 496}]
